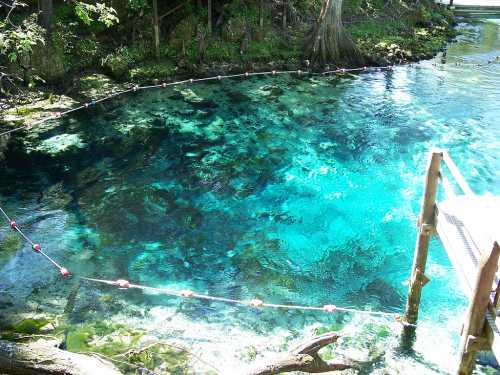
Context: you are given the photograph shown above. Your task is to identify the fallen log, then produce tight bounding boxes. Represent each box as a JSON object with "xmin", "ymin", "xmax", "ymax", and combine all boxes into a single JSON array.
[
  {"xmin": 246, "ymin": 332, "xmax": 361, "ymax": 375},
  {"xmin": 0, "ymin": 339, "xmax": 122, "ymax": 375}
]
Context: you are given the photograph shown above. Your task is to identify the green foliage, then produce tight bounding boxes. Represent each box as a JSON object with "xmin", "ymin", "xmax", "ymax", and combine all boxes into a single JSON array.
[
  {"xmin": 0, "ymin": 0, "xmax": 455, "ymax": 90},
  {"xmin": 127, "ymin": 0, "xmax": 149, "ymax": 12},
  {"xmin": 74, "ymin": 2, "xmax": 119, "ymax": 27},
  {"xmin": 102, "ymin": 46, "xmax": 135, "ymax": 79},
  {"xmin": 0, "ymin": 15, "xmax": 44, "ymax": 62},
  {"xmin": 129, "ymin": 62, "xmax": 176, "ymax": 81},
  {"xmin": 245, "ymin": 36, "xmax": 298, "ymax": 61},
  {"xmin": 348, "ymin": 4, "xmax": 454, "ymax": 64},
  {"xmin": 64, "ymin": 321, "xmax": 189, "ymax": 373},
  {"xmin": 204, "ymin": 40, "xmax": 240, "ymax": 62},
  {"xmin": 52, "ymin": 22, "xmax": 104, "ymax": 71},
  {"xmin": 65, "ymin": 321, "xmax": 140, "ymax": 355},
  {"xmin": 1, "ymin": 317, "xmax": 51, "ymax": 339},
  {"xmin": 102, "ymin": 42, "xmax": 156, "ymax": 79}
]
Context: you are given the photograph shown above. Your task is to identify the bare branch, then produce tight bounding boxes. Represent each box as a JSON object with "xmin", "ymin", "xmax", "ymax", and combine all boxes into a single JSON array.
[{"xmin": 246, "ymin": 332, "xmax": 362, "ymax": 375}]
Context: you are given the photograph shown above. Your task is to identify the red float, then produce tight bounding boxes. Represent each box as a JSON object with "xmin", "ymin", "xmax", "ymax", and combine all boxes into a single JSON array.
[
  {"xmin": 116, "ymin": 279, "xmax": 130, "ymax": 289},
  {"xmin": 60, "ymin": 267, "xmax": 71, "ymax": 277}
]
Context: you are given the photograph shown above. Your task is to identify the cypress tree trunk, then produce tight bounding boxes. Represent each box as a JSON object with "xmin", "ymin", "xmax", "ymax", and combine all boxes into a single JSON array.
[
  {"xmin": 152, "ymin": 0, "xmax": 160, "ymax": 59},
  {"xmin": 306, "ymin": 0, "xmax": 362, "ymax": 67}
]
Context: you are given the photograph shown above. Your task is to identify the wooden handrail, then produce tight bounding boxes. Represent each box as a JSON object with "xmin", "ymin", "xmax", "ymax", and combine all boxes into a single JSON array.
[{"xmin": 441, "ymin": 151, "xmax": 475, "ymax": 196}]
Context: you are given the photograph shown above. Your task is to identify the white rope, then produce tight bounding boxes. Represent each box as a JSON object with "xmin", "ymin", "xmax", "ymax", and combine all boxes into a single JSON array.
[
  {"xmin": 0, "ymin": 65, "xmax": 399, "ymax": 138},
  {"xmin": 1, "ymin": 207, "xmax": 405, "ymax": 322},
  {"xmin": 80, "ymin": 276, "xmax": 401, "ymax": 321}
]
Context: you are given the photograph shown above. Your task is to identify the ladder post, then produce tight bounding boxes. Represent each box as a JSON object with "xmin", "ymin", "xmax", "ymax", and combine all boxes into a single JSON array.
[
  {"xmin": 457, "ymin": 242, "xmax": 500, "ymax": 375},
  {"xmin": 404, "ymin": 149, "xmax": 443, "ymax": 325}
]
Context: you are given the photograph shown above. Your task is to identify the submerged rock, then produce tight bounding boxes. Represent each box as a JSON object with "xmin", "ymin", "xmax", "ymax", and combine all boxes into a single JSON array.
[
  {"xmin": 204, "ymin": 116, "xmax": 225, "ymax": 141},
  {"xmin": 34, "ymin": 133, "xmax": 86, "ymax": 156},
  {"xmin": 178, "ymin": 88, "xmax": 218, "ymax": 109}
]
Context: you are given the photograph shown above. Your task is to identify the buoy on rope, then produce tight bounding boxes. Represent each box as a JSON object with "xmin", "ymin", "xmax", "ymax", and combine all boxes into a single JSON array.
[
  {"xmin": 115, "ymin": 279, "xmax": 130, "ymax": 289},
  {"xmin": 323, "ymin": 304, "xmax": 337, "ymax": 313},
  {"xmin": 10, "ymin": 220, "xmax": 17, "ymax": 230},
  {"xmin": 32, "ymin": 243, "xmax": 41, "ymax": 252},
  {"xmin": 180, "ymin": 289, "xmax": 195, "ymax": 297},
  {"xmin": 249, "ymin": 299, "xmax": 264, "ymax": 307},
  {"xmin": 60, "ymin": 267, "xmax": 71, "ymax": 278}
]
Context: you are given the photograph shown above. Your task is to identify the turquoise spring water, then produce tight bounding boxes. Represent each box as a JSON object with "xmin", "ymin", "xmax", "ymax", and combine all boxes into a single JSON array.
[{"xmin": 1, "ymin": 20, "xmax": 500, "ymax": 374}]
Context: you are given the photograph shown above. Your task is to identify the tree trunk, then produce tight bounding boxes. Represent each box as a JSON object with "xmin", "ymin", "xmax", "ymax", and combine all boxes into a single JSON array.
[
  {"xmin": 282, "ymin": 0, "xmax": 287, "ymax": 30},
  {"xmin": 208, "ymin": 0, "xmax": 213, "ymax": 36},
  {"xmin": 306, "ymin": 0, "xmax": 362, "ymax": 67},
  {"xmin": 39, "ymin": 0, "xmax": 53, "ymax": 33},
  {"xmin": 152, "ymin": 0, "xmax": 160, "ymax": 59},
  {"xmin": 259, "ymin": 0, "xmax": 264, "ymax": 32},
  {"xmin": 0, "ymin": 340, "xmax": 121, "ymax": 375}
]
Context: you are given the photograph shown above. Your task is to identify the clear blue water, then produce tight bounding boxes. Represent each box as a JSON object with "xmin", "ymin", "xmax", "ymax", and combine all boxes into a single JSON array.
[{"xmin": 1, "ymin": 20, "xmax": 500, "ymax": 374}]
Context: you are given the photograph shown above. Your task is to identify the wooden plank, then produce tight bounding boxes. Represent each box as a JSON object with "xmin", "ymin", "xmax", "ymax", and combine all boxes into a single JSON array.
[
  {"xmin": 457, "ymin": 242, "xmax": 500, "ymax": 375},
  {"xmin": 436, "ymin": 196, "xmax": 500, "ymax": 295},
  {"xmin": 436, "ymin": 201, "xmax": 481, "ymax": 296},
  {"xmin": 442, "ymin": 152, "xmax": 474, "ymax": 196},
  {"xmin": 404, "ymin": 149, "xmax": 442, "ymax": 324},
  {"xmin": 485, "ymin": 312, "xmax": 500, "ymax": 360}
]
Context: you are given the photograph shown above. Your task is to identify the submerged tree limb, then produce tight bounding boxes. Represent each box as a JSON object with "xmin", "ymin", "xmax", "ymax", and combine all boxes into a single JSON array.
[
  {"xmin": 0, "ymin": 339, "xmax": 122, "ymax": 375},
  {"xmin": 246, "ymin": 332, "xmax": 362, "ymax": 375}
]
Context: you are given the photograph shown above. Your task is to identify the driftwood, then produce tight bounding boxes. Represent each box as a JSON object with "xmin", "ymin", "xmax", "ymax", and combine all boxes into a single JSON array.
[
  {"xmin": 0, "ymin": 339, "xmax": 122, "ymax": 375},
  {"xmin": 246, "ymin": 332, "xmax": 360, "ymax": 375}
]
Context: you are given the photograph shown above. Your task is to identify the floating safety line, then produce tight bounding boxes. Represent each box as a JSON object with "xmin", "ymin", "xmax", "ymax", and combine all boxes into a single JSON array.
[
  {"xmin": 0, "ymin": 207, "xmax": 70, "ymax": 277},
  {"xmin": 0, "ymin": 205, "xmax": 415, "ymax": 325},
  {"xmin": 0, "ymin": 64, "xmax": 405, "ymax": 138},
  {"xmin": 431, "ymin": 55, "xmax": 500, "ymax": 68},
  {"xmin": 80, "ymin": 276, "xmax": 410, "ymax": 324},
  {"xmin": 0, "ymin": 62, "xmax": 429, "ymax": 327},
  {"xmin": 2, "ymin": 57, "xmax": 498, "ymax": 138}
]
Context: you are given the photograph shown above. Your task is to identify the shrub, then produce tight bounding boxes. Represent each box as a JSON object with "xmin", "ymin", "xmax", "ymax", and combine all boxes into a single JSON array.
[{"xmin": 102, "ymin": 46, "xmax": 135, "ymax": 79}]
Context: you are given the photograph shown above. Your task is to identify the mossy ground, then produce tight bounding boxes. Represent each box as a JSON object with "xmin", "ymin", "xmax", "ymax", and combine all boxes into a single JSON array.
[{"xmin": 0, "ymin": 315, "xmax": 190, "ymax": 374}]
